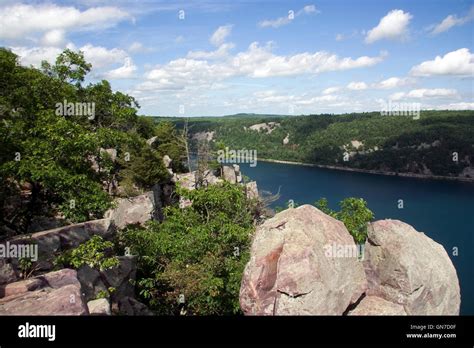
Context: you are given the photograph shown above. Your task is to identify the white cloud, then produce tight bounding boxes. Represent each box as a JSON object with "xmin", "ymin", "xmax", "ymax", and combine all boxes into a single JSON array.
[
  {"xmin": 389, "ymin": 92, "xmax": 406, "ymax": 101},
  {"xmin": 234, "ymin": 42, "xmax": 385, "ymax": 78},
  {"xmin": 128, "ymin": 42, "xmax": 145, "ymax": 53},
  {"xmin": 187, "ymin": 43, "xmax": 235, "ymax": 60},
  {"xmin": 365, "ymin": 9, "xmax": 412, "ymax": 43},
  {"xmin": 259, "ymin": 4, "xmax": 319, "ymax": 28},
  {"xmin": 322, "ymin": 86, "xmax": 341, "ymax": 95},
  {"xmin": 431, "ymin": 6, "xmax": 474, "ymax": 35},
  {"xmin": 0, "ymin": 3, "xmax": 131, "ymax": 40},
  {"xmin": 410, "ymin": 48, "xmax": 474, "ymax": 76},
  {"xmin": 210, "ymin": 25, "xmax": 233, "ymax": 46},
  {"xmin": 143, "ymin": 42, "xmax": 385, "ymax": 91},
  {"xmin": 79, "ymin": 44, "xmax": 129, "ymax": 69},
  {"xmin": 40, "ymin": 29, "xmax": 66, "ymax": 47},
  {"xmin": 296, "ymin": 94, "xmax": 340, "ymax": 105},
  {"xmin": 347, "ymin": 81, "xmax": 368, "ymax": 90},
  {"xmin": 10, "ymin": 46, "xmax": 63, "ymax": 67},
  {"xmin": 432, "ymin": 102, "xmax": 474, "ymax": 110},
  {"xmin": 12, "ymin": 43, "xmax": 133, "ymax": 75},
  {"xmin": 104, "ymin": 57, "xmax": 137, "ymax": 79},
  {"xmin": 390, "ymin": 88, "xmax": 459, "ymax": 100},
  {"xmin": 407, "ymin": 88, "xmax": 458, "ymax": 98},
  {"xmin": 374, "ymin": 77, "xmax": 413, "ymax": 89}
]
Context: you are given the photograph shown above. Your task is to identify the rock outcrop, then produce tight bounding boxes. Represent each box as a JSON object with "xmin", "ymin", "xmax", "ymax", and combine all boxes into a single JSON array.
[
  {"xmin": 248, "ymin": 122, "xmax": 280, "ymax": 134},
  {"xmin": 105, "ymin": 189, "xmax": 161, "ymax": 229},
  {"xmin": 363, "ymin": 219, "xmax": 460, "ymax": 315},
  {"xmin": 245, "ymin": 181, "xmax": 259, "ymax": 200},
  {"xmin": 77, "ymin": 256, "xmax": 137, "ymax": 302},
  {"xmin": 0, "ymin": 269, "xmax": 88, "ymax": 315},
  {"xmin": 240, "ymin": 205, "xmax": 367, "ymax": 315},
  {"xmin": 1, "ymin": 219, "xmax": 115, "ymax": 275},
  {"xmin": 240, "ymin": 206, "xmax": 461, "ymax": 315}
]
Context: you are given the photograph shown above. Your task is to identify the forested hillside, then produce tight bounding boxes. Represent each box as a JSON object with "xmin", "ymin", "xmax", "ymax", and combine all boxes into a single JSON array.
[{"xmin": 164, "ymin": 111, "xmax": 474, "ymax": 178}]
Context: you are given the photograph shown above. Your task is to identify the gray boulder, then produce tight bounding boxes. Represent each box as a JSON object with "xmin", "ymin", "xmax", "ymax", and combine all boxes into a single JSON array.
[{"xmin": 106, "ymin": 192, "xmax": 159, "ymax": 229}]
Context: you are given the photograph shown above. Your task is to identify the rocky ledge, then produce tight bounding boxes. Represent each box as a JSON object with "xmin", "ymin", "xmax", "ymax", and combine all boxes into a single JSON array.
[{"xmin": 240, "ymin": 204, "xmax": 460, "ymax": 315}]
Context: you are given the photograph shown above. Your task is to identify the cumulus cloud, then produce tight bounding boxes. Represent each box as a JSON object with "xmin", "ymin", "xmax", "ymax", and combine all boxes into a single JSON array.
[
  {"xmin": 365, "ymin": 9, "xmax": 412, "ymax": 43},
  {"xmin": 143, "ymin": 42, "xmax": 385, "ymax": 92},
  {"xmin": 11, "ymin": 43, "xmax": 132, "ymax": 76},
  {"xmin": 259, "ymin": 4, "xmax": 319, "ymax": 28},
  {"xmin": 390, "ymin": 88, "xmax": 458, "ymax": 100},
  {"xmin": 210, "ymin": 25, "xmax": 233, "ymax": 46},
  {"xmin": 10, "ymin": 46, "xmax": 64, "ymax": 67},
  {"xmin": 432, "ymin": 102, "xmax": 474, "ymax": 110},
  {"xmin": 144, "ymin": 41, "xmax": 385, "ymax": 91},
  {"xmin": 410, "ymin": 48, "xmax": 474, "ymax": 76},
  {"xmin": 347, "ymin": 81, "xmax": 368, "ymax": 90},
  {"xmin": 431, "ymin": 6, "xmax": 474, "ymax": 35},
  {"xmin": 374, "ymin": 77, "xmax": 414, "ymax": 89},
  {"xmin": 104, "ymin": 57, "xmax": 137, "ymax": 79},
  {"xmin": 322, "ymin": 86, "xmax": 341, "ymax": 95},
  {"xmin": 79, "ymin": 44, "xmax": 129, "ymax": 69},
  {"xmin": 0, "ymin": 3, "xmax": 131, "ymax": 40},
  {"xmin": 40, "ymin": 29, "xmax": 66, "ymax": 47},
  {"xmin": 187, "ymin": 43, "xmax": 235, "ymax": 60}
]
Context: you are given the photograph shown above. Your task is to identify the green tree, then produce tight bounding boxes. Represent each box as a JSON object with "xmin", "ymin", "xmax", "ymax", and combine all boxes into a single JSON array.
[{"xmin": 315, "ymin": 197, "xmax": 374, "ymax": 244}]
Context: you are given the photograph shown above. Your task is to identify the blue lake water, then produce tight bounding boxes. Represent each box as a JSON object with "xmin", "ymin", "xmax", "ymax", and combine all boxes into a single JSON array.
[{"xmin": 240, "ymin": 161, "xmax": 474, "ymax": 315}]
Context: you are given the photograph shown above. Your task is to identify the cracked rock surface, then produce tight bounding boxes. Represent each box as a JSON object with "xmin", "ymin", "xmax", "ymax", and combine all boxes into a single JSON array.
[
  {"xmin": 363, "ymin": 219, "xmax": 460, "ymax": 315},
  {"xmin": 240, "ymin": 206, "xmax": 461, "ymax": 315},
  {"xmin": 240, "ymin": 204, "xmax": 367, "ymax": 315}
]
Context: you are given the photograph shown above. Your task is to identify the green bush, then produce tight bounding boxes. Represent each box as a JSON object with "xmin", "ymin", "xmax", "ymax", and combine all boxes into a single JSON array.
[
  {"xmin": 54, "ymin": 235, "xmax": 119, "ymax": 271},
  {"xmin": 314, "ymin": 197, "xmax": 374, "ymax": 244},
  {"xmin": 119, "ymin": 182, "xmax": 254, "ymax": 315}
]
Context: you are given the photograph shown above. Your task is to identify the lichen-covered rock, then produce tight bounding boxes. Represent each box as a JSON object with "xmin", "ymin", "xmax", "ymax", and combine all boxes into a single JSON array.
[
  {"xmin": 240, "ymin": 205, "xmax": 367, "ymax": 315},
  {"xmin": 363, "ymin": 220, "xmax": 461, "ymax": 315}
]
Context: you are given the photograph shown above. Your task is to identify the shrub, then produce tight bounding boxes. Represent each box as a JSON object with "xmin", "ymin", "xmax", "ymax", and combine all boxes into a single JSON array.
[
  {"xmin": 314, "ymin": 197, "xmax": 374, "ymax": 244},
  {"xmin": 54, "ymin": 235, "xmax": 119, "ymax": 271},
  {"xmin": 119, "ymin": 182, "xmax": 254, "ymax": 315}
]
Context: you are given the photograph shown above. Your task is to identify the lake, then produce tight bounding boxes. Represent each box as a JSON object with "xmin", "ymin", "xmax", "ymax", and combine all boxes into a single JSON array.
[{"xmin": 240, "ymin": 161, "xmax": 474, "ymax": 315}]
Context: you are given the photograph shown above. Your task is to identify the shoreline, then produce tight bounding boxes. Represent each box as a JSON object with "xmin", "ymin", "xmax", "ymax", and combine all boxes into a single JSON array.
[{"xmin": 258, "ymin": 158, "xmax": 474, "ymax": 183}]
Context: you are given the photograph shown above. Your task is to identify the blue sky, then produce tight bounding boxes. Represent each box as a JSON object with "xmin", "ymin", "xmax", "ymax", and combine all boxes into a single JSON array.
[{"xmin": 0, "ymin": 0, "xmax": 473, "ymax": 116}]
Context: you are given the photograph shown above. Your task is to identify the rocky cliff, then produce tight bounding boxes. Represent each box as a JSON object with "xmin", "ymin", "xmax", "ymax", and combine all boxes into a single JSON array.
[{"xmin": 240, "ymin": 204, "xmax": 460, "ymax": 315}]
